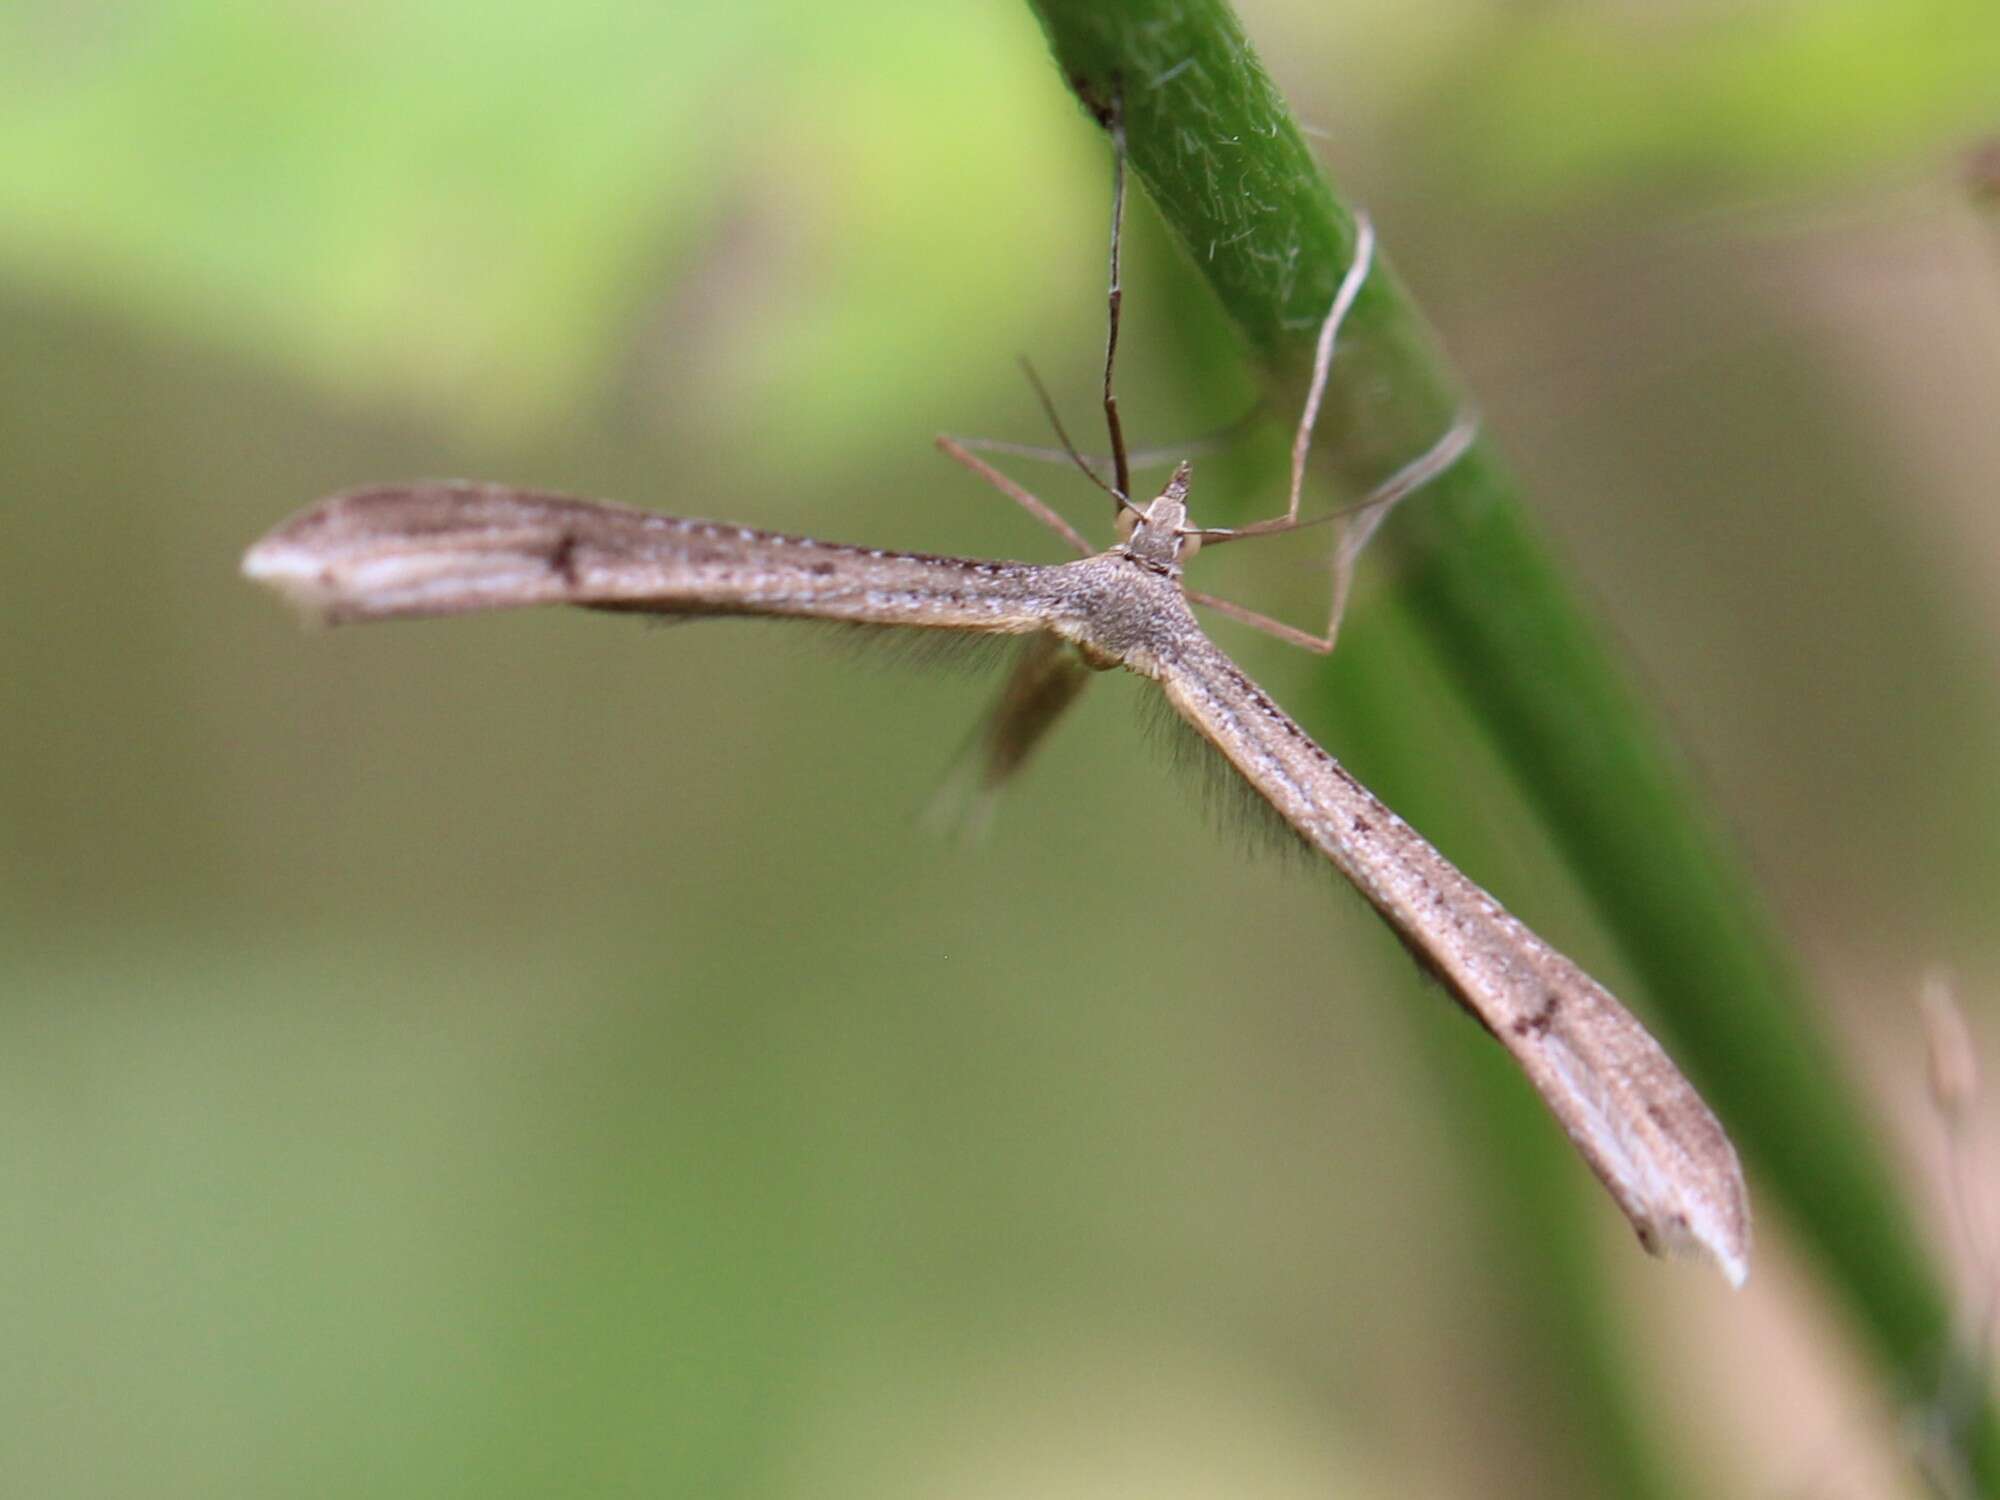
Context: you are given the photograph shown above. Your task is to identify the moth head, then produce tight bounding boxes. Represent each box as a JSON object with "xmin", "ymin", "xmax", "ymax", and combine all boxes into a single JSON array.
[{"xmin": 1116, "ymin": 461, "xmax": 1198, "ymax": 567}]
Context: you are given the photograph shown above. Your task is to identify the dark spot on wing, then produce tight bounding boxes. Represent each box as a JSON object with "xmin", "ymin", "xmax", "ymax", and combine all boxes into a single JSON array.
[
  {"xmin": 549, "ymin": 530, "xmax": 580, "ymax": 585},
  {"xmin": 1217, "ymin": 660, "xmax": 1338, "ymax": 768},
  {"xmin": 1512, "ymin": 991, "xmax": 1562, "ymax": 1038}
]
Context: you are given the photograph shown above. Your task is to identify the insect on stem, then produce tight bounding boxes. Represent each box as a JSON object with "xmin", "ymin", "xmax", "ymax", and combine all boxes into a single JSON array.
[
  {"xmin": 241, "ymin": 128, "xmax": 1750, "ymax": 1289},
  {"xmin": 243, "ymin": 458, "xmax": 1750, "ymax": 1286}
]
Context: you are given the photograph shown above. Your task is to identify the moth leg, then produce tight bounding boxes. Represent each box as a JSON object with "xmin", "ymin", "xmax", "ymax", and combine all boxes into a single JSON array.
[
  {"xmin": 928, "ymin": 634, "xmax": 1097, "ymax": 840},
  {"xmin": 942, "ymin": 411, "xmax": 1259, "ymax": 479},
  {"xmin": 935, "ymin": 435, "xmax": 1093, "ymax": 556},
  {"xmin": 1187, "ymin": 408, "xmax": 1479, "ymax": 652}
]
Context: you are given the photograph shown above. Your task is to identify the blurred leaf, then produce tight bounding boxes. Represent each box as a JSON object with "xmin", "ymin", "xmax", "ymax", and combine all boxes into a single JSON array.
[
  {"xmin": 1439, "ymin": 0, "xmax": 2000, "ymax": 201},
  {"xmin": 0, "ymin": 1, "xmax": 1080, "ymax": 445},
  {"xmin": 0, "ymin": 2, "xmax": 747, "ymax": 422}
]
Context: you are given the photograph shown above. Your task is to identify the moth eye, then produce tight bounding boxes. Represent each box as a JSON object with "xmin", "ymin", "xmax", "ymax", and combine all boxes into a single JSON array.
[
  {"xmin": 1178, "ymin": 531, "xmax": 1202, "ymax": 561},
  {"xmin": 1114, "ymin": 507, "xmax": 1140, "ymax": 541}
]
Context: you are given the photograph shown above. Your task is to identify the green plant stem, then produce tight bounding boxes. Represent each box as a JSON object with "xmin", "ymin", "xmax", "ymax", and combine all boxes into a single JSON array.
[{"xmin": 1028, "ymin": 0, "xmax": 1998, "ymax": 1491}]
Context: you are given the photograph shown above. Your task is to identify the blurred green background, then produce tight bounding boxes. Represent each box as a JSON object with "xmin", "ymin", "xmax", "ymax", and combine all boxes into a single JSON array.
[{"xmin": 4, "ymin": 1, "xmax": 1999, "ymax": 1495}]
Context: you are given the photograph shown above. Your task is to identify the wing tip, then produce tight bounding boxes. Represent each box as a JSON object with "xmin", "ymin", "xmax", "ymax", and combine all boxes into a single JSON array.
[
  {"xmin": 241, "ymin": 530, "xmax": 342, "ymax": 624},
  {"xmin": 1636, "ymin": 1176, "xmax": 1753, "ymax": 1289},
  {"xmin": 241, "ymin": 485, "xmax": 579, "ymax": 623}
]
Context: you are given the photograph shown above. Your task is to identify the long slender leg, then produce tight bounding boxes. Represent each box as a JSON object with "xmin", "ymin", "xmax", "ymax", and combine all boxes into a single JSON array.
[
  {"xmin": 1185, "ymin": 408, "xmax": 1479, "ymax": 653},
  {"xmin": 935, "ymin": 435, "xmax": 1093, "ymax": 556},
  {"xmin": 1182, "ymin": 585, "xmax": 1341, "ymax": 655},
  {"xmin": 927, "ymin": 633, "xmax": 1096, "ymax": 841},
  {"xmin": 1191, "ymin": 213, "xmax": 1376, "ymax": 545},
  {"xmin": 1320, "ymin": 406, "xmax": 1479, "ymax": 647},
  {"xmin": 1016, "ymin": 357, "xmax": 1135, "ymax": 515},
  {"xmin": 947, "ymin": 351, "xmax": 1201, "ymax": 525},
  {"xmin": 1101, "ymin": 99, "xmax": 1132, "ymax": 503},
  {"xmin": 1175, "ymin": 207, "xmax": 1485, "ymax": 648},
  {"xmin": 1283, "ymin": 214, "xmax": 1375, "ymax": 525},
  {"xmin": 949, "ymin": 407, "xmax": 1261, "ymax": 476}
]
